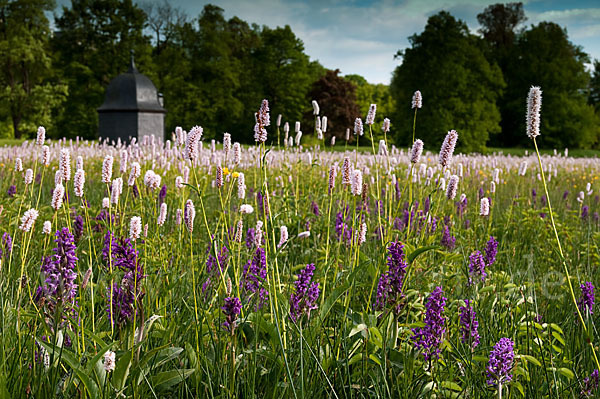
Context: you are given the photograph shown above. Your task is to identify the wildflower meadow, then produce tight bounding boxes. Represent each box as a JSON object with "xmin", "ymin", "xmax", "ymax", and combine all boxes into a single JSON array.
[{"xmin": 2, "ymin": 88, "xmax": 600, "ymax": 398}]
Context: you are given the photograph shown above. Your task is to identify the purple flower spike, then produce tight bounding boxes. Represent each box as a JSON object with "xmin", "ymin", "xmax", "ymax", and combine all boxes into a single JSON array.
[
  {"xmin": 375, "ymin": 241, "xmax": 408, "ymax": 313},
  {"xmin": 459, "ymin": 300, "xmax": 480, "ymax": 348},
  {"xmin": 411, "ymin": 286, "xmax": 446, "ymax": 361},
  {"xmin": 289, "ymin": 263, "xmax": 320, "ymax": 323},
  {"xmin": 441, "ymin": 225, "xmax": 456, "ymax": 250},
  {"xmin": 468, "ymin": 250, "xmax": 487, "ymax": 285},
  {"xmin": 578, "ymin": 282, "xmax": 595, "ymax": 316},
  {"xmin": 40, "ymin": 228, "xmax": 79, "ymax": 303},
  {"xmin": 240, "ymin": 248, "xmax": 269, "ymax": 310},
  {"xmin": 222, "ymin": 297, "xmax": 242, "ymax": 333},
  {"xmin": 486, "ymin": 338, "xmax": 515, "ymax": 386},
  {"xmin": 484, "ymin": 236, "xmax": 498, "ymax": 267}
]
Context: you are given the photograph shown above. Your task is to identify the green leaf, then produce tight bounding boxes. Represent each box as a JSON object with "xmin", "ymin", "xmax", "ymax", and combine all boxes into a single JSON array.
[
  {"xmin": 520, "ymin": 355, "xmax": 542, "ymax": 367},
  {"xmin": 349, "ymin": 324, "xmax": 368, "ymax": 338},
  {"xmin": 407, "ymin": 245, "xmax": 439, "ymax": 264},
  {"xmin": 552, "ymin": 331, "xmax": 566, "ymax": 346},
  {"xmin": 112, "ymin": 350, "xmax": 133, "ymax": 391},
  {"xmin": 441, "ymin": 381, "xmax": 461, "ymax": 392},
  {"xmin": 513, "ymin": 381, "xmax": 525, "ymax": 397},
  {"xmin": 549, "ymin": 323, "xmax": 564, "ymax": 335},
  {"xmin": 150, "ymin": 369, "xmax": 195, "ymax": 392},
  {"xmin": 318, "ymin": 282, "xmax": 349, "ymax": 321},
  {"xmin": 558, "ymin": 368, "xmax": 574, "ymax": 379},
  {"xmin": 368, "ymin": 354, "xmax": 381, "ymax": 366}
]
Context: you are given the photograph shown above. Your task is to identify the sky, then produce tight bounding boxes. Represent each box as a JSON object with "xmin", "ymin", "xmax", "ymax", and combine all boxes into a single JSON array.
[{"xmin": 55, "ymin": 0, "xmax": 600, "ymax": 84}]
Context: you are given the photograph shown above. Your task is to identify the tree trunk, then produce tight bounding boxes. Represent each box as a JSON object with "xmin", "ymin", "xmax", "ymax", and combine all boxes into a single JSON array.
[{"xmin": 12, "ymin": 116, "xmax": 21, "ymax": 139}]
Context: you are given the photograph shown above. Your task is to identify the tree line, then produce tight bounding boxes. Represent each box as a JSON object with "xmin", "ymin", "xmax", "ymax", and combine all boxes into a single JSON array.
[{"xmin": 0, "ymin": 0, "xmax": 599, "ymax": 150}]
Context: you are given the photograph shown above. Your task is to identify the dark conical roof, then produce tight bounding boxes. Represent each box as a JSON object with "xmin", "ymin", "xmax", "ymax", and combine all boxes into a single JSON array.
[{"xmin": 97, "ymin": 51, "xmax": 166, "ymax": 113}]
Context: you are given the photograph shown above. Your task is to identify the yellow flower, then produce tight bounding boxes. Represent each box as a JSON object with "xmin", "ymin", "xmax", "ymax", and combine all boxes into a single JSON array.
[
  {"xmin": 232, "ymin": 172, "xmax": 239, "ymax": 178},
  {"xmin": 223, "ymin": 167, "xmax": 230, "ymax": 175}
]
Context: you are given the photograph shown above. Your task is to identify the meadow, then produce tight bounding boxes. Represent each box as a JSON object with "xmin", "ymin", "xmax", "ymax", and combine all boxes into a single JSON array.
[{"xmin": 0, "ymin": 90, "xmax": 599, "ymax": 398}]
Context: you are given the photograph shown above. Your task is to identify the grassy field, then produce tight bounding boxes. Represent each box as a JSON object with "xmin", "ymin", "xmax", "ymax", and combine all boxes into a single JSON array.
[{"xmin": 0, "ymin": 129, "xmax": 599, "ymax": 398}]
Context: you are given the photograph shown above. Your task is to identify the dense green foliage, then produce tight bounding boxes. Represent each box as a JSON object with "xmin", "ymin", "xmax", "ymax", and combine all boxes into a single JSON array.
[
  {"xmin": 0, "ymin": 0, "xmax": 67, "ymax": 138},
  {"xmin": 498, "ymin": 22, "xmax": 600, "ymax": 149},
  {"xmin": 390, "ymin": 3, "xmax": 600, "ymax": 151},
  {"xmin": 390, "ymin": 12, "xmax": 505, "ymax": 152}
]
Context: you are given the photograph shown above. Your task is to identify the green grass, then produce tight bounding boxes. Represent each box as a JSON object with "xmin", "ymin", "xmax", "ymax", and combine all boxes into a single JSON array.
[{"xmin": 0, "ymin": 139, "xmax": 599, "ymax": 397}]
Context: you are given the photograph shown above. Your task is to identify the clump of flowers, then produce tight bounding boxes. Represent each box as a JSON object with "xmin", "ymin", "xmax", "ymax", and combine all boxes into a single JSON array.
[
  {"xmin": 104, "ymin": 232, "xmax": 144, "ymax": 327},
  {"xmin": 484, "ymin": 236, "xmax": 498, "ymax": 267},
  {"xmin": 289, "ymin": 263, "xmax": 320, "ymax": 323},
  {"xmin": 222, "ymin": 297, "xmax": 242, "ymax": 334},
  {"xmin": 411, "ymin": 286, "xmax": 447, "ymax": 361},
  {"xmin": 201, "ymin": 245, "xmax": 229, "ymax": 297},
  {"xmin": 0, "ymin": 232, "xmax": 12, "ymax": 260},
  {"xmin": 335, "ymin": 209, "xmax": 352, "ymax": 245},
  {"xmin": 581, "ymin": 369, "xmax": 599, "ymax": 398},
  {"xmin": 240, "ymin": 248, "xmax": 269, "ymax": 310},
  {"xmin": 34, "ymin": 228, "xmax": 79, "ymax": 331},
  {"xmin": 374, "ymin": 241, "xmax": 408, "ymax": 314},
  {"xmin": 486, "ymin": 338, "xmax": 515, "ymax": 386},
  {"xmin": 578, "ymin": 282, "xmax": 595, "ymax": 316},
  {"xmin": 441, "ymin": 224, "xmax": 456, "ymax": 250},
  {"xmin": 459, "ymin": 300, "xmax": 480, "ymax": 348},
  {"xmin": 468, "ymin": 250, "xmax": 487, "ymax": 285}
]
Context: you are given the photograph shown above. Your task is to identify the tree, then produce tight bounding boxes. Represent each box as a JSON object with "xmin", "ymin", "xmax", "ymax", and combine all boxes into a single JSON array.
[
  {"xmin": 345, "ymin": 74, "xmax": 395, "ymax": 139},
  {"xmin": 52, "ymin": 0, "xmax": 151, "ymax": 139},
  {"xmin": 477, "ymin": 3, "xmax": 526, "ymax": 62},
  {"xmin": 390, "ymin": 12, "xmax": 505, "ymax": 152},
  {"xmin": 501, "ymin": 22, "xmax": 599, "ymax": 148},
  {"xmin": 0, "ymin": 0, "xmax": 67, "ymax": 139},
  {"xmin": 306, "ymin": 69, "xmax": 360, "ymax": 141},
  {"xmin": 254, "ymin": 25, "xmax": 324, "ymax": 142},
  {"xmin": 590, "ymin": 60, "xmax": 600, "ymax": 113}
]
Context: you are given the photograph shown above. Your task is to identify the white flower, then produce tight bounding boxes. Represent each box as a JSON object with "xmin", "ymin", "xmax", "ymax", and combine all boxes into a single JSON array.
[
  {"xmin": 51, "ymin": 183, "xmax": 65, "ymax": 211},
  {"xmin": 102, "ymin": 155, "xmax": 113, "ymax": 183},
  {"xmin": 297, "ymin": 231, "xmax": 311, "ymax": 238},
  {"xmin": 36, "ymin": 126, "xmax": 46, "ymax": 146},
  {"xmin": 19, "ymin": 208, "xmax": 39, "ymax": 232},
  {"xmin": 130, "ymin": 216, "xmax": 142, "ymax": 240},
  {"xmin": 412, "ymin": 90, "xmax": 422, "ymax": 109},
  {"xmin": 480, "ymin": 197, "xmax": 490, "ymax": 216},
  {"xmin": 24, "ymin": 169, "xmax": 33, "ymax": 185},
  {"xmin": 278, "ymin": 226, "xmax": 288, "ymax": 248},
  {"xmin": 526, "ymin": 86, "xmax": 542, "ymax": 139},
  {"xmin": 312, "ymin": 100, "xmax": 320, "ymax": 115},
  {"xmin": 240, "ymin": 204, "xmax": 254, "ymax": 214},
  {"xmin": 103, "ymin": 351, "xmax": 116, "ymax": 372}
]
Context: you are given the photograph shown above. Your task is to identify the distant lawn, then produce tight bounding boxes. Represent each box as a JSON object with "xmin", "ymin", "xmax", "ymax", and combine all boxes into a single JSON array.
[
  {"xmin": 484, "ymin": 147, "xmax": 600, "ymax": 158},
  {"xmin": 0, "ymin": 138, "xmax": 26, "ymax": 146},
  {"xmin": 0, "ymin": 136, "xmax": 598, "ymax": 158}
]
